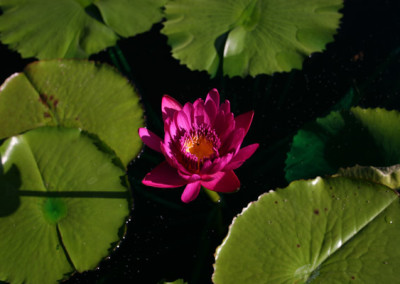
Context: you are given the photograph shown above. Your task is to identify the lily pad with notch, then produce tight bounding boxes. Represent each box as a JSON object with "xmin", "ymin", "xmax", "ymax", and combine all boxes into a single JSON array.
[
  {"xmin": 0, "ymin": 59, "xmax": 144, "ymax": 166},
  {"xmin": 213, "ymin": 175, "xmax": 400, "ymax": 283},
  {"xmin": 162, "ymin": 0, "xmax": 343, "ymax": 77},
  {"xmin": 0, "ymin": 0, "xmax": 165, "ymax": 59},
  {"xmin": 0, "ymin": 127, "xmax": 130, "ymax": 284}
]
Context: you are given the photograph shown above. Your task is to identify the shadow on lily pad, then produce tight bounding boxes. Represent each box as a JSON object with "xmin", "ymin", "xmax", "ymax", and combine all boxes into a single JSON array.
[
  {"xmin": 0, "ymin": 163, "xmax": 21, "ymax": 217},
  {"xmin": 0, "ymin": 157, "xmax": 129, "ymax": 219}
]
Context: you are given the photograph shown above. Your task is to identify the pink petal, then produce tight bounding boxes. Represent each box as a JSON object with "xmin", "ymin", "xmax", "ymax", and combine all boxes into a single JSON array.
[
  {"xmin": 181, "ymin": 181, "xmax": 201, "ymax": 203},
  {"xmin": 205, "ymin": 88, "xmax": 220, "ymax": 108},
  {"xmin": 162, "ymin": 95, "xmax": 182, "ymax": 121},
  {"xmin": 213, "ymin": 111, "xmax": 225, "ymax": 135},
  {"xmin": 235, "ymin": 111, "xmax": 254, "ymax": 135},
  {"xmin": 160, "ymin": 140, "xmax": 178, "ymax": 165},
  {"xmin": 138, "ymin": 128, "xmax": 162, "ymax": 152},
  {"xmin": 214, "ymin": 112, "xmax": 235, "ymax": 140},
  {"xmin": 194, "ymin": 104, "xmax": 211, "ymax": 126},
  {"xmin": 201, "ymin": 170, "xmax": 240, "ymax": 193},
  {"xmin": 224, "ymin": 143, "xmax": 259, "ymax": 170},
  {"xmin": 163, "ymin": 131, "xmax": 172, "ymax": 151},
  {"xmin": 203, "ymin": 110, "xmax": 211, "ymax": 126},
  {"xmin": 217, "ymin": 112, "xmax": 235, "ymax": 143},
  {"xmin": 178, "ymin": 172, "xmax": 201, "ymax": 183},
  {"xmin": 200, "ymin": 153, "xmax": 233, "ymax": 175},
  {"xmin": 176, "ymin": 111, "xmax": 191, "ymax": 131},
  {"xmin": 230, "ymin": 128, "xmax": 245, "ymax": 152},
  {"xmin": 220, "ymin": 100, "xmax": 230, "ymax": 114},
  {"xmin": 220, "ymin": 128, "xmax": 245, "ymax": 155},
  {"xmin": 182, "ymin": 102, "xmax": 194, "ymax": 125},
  {"xmin": 142, "ymin": 161, "xmax": 187, "ymax": 188},
  {"xmin": 194, "ymin": 100, "xmax": 210, "ymax": 126},
  {"xmin": 160, "ymin": 142, "xmax": 192, "ymax": 176},
  {"xmin": 166, "ymin": 117, "xmax": 178, "ymax": 139},
  {"xmin": 200, "ymin": 160, "xmax": 213, "ymax": 173},
  {"xmin": 209, "ymin": 153, "xmax": 234, "ymax": 173},
  {"xmin": 204, "ymin": 98, "xmax": 217, "ymax": 125}
]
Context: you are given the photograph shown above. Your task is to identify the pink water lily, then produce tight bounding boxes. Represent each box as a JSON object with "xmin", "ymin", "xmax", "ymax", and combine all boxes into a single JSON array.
[{"xmin": 139, "ymin": 89, "xmax": 259, "ymax": 203}]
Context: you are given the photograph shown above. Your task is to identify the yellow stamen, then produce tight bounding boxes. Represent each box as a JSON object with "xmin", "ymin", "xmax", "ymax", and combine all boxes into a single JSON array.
[{"xmin": 184, "ymin": 135, "xmax": 215, "ymax": 160}]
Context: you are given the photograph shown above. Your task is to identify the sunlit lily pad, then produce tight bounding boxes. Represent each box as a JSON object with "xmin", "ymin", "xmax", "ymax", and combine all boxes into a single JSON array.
[
  {"xmin": 213, "ymin": 176, "xmax": 400, "ymax": 283},
  {"xmin": 0, "ymin": 0, "xmax": 165, "ymax": 59},
  {"xmin": 162, "ymin": 0, "xmax": 343, "ymax": 77},
  {"xmin": 285, "ymin": 107, "xmax": 400, "ymax": 182},
  {"xmin": 0, "ymin": 59, "xmax": 144, "ymax": 166},
  {"xmin": 0, "ymin": 127, "xmax": 130, "ymax": 284},
  {"xmin": 337, "ymin": 165, "xmax": 400, "ymax": 191}
]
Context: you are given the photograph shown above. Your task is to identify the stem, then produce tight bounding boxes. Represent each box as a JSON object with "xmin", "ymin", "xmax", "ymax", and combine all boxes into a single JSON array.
[{"xmin": 203, "ymin": 187, "xmax": 221, "ymax": 203}]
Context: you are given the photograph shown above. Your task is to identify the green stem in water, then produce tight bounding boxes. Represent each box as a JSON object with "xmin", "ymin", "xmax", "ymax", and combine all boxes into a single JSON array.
[{"xmin": 202, "ymin": 187, "xmax": 221, "ymax": 203}]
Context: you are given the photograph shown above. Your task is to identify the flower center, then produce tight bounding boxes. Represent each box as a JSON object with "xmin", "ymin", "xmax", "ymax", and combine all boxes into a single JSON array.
[
  {"xmin": 183, "ymin": 135, "xmax": 215, "ymax": 160},
  {"xmin": 178, "ymin": 125, "xmax": 221, "ymax": 172}
]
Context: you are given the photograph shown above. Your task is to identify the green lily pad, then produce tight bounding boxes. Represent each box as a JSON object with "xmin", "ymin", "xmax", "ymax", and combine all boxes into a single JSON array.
[
  {"xmin": 0, "ymin": 127, "xmax": 130, "ymax": 284},
  {"xmin": 213, "ymin": 176, "xmax": 400, "ymax": 283},
  {"xmin": 0, "ymin": 0, "xmax": 165, "ymax": 59},
  {"xmin": 162, "ymin": 0, "xmax": 343, "ymax": 77},
  {"xmin": 285, "ymin": 107, "xmax": 400, "ymax": 182},
  {"xmin": 0, "ymin": 59, "xmax": 144, "ymax": 166},
  {"xmin": 337, "ymin": 165, "xmax": 400, "ymax": 191}
]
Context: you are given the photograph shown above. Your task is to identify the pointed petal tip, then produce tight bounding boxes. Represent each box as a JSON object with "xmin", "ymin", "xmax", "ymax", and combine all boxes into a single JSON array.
[
  {"xmin": 249, "ymin": 142, "xmax": 259, "ymax": 151},
  {"xmin": 206, "ymin": 88, "xmax": 220, "ymax": 108},
  {"xmin": 224, "ymin": 143, "xmax": 259, "ymax": 170},
  {"xmin": 209, "ymin": 88, "xmax": 219, "ymax": 95},
  {"xmin": 162, "ymin": 95, "xmax": 182, "ymax": 120},
  {"xmin": 235, "ymin": 110, "xmax": 255, "ymax": 135},
  {"xmin": 138, "ymin": 127, "xmax": 162, "ymax": 152}
]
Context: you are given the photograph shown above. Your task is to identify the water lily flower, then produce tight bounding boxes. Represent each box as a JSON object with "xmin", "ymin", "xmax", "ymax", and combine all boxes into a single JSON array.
[{"xmin": 139, "ymin": 89, "xmax": 259, "ymax": 203}]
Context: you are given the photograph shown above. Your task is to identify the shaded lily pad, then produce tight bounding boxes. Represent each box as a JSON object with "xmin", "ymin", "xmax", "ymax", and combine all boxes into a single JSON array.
[
  {"xmin": 0, "ymin": 127, "xmax": 130, "ymax": 284},
  {"xmin": 162, "ymin": 0, "xmax": 343, "ymax": 77},
  {"xmin": 285, "ymin": 107, "xmax": 400, "ymax": 182},
  {"xmin": 0, "ymin": 59, "xmax": 144, "ymax": 166},
  {"xmin": 0, "ymin": 0, "xmax": 165, "ymax": 59},
  {"xmin": 213, "ymin": 176, "xmax": 400, "ymax": 283}
]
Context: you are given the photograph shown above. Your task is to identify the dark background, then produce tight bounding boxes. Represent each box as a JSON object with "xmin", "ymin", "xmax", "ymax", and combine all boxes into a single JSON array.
[{"xmin": 1, "ymin": 0, "xmax": 400, "ymax": 283}]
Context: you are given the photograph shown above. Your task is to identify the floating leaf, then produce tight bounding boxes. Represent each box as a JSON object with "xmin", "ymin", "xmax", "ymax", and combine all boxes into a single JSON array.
[
  {"xmin": 285, "ymin": 107, "xmax": 400, "ymax": 182},
  {"xmin": 213, "ymin": 176, "xmax": 400, "ymax": 283},
  {"xmin": 0, "ymin": 59, "xmax": 144, "ymax": 166},
  {"xmin": 0, "ymin": 127, "xmax": 130, "ymax": 284},
  {"xmin": 162, "ymin": 0, "xmax": 343, "ymax": 77},
  {"xmin": 337, "ymin": 165, "xmax": 400, "ymax": 191},
  {"xmin": 95, "ymin": 0, "xmax": 166, "ymax": 38},
  {"xmin": 0, "ymin": 0, "xmax": 165, "ymax": 59}
]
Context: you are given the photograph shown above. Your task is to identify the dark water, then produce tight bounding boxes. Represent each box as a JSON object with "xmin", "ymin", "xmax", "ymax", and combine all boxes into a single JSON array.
[{"xmin": 1, "ymin": 0, "xmax": 400, "ymax": 283}]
